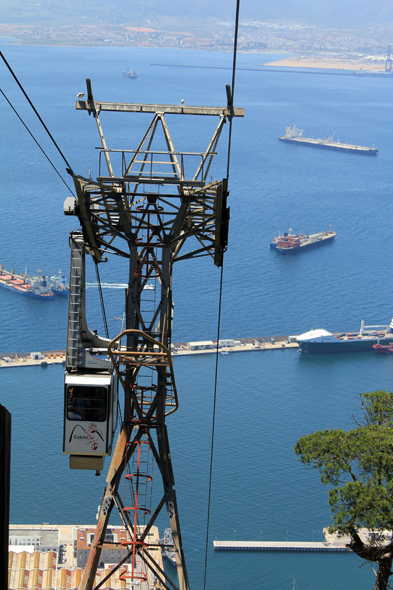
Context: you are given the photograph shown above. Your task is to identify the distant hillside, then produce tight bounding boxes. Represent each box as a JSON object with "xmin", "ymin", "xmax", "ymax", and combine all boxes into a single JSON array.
[{"xmin": 2, "ymin": 0, "xmax": 393, "ymax": 29}]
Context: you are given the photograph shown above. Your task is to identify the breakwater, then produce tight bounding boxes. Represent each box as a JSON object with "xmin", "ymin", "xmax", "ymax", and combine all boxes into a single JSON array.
[
  {"xmin": 0, "ymin": 351, "xmax": 66, "ymax": 369},
  {"xmin": 151, "ymin": 62, "xmax": 393, "ymax": 78},
  {"xmin": 213, "ymin": 540, "xmax": 349, "ymax": 552},
  {"xmin": 0, "ymin": 336, "xmax": 299, "ymax": 368}
]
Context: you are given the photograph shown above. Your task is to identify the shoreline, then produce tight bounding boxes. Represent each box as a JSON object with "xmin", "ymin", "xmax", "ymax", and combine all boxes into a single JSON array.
[
  {"xmin": 0, "ymin": 35, "xmax": 389, "ymax": 72},
  {"xmin": 263, "ymin": 56, "xmax": 386, "ymax": 72}
]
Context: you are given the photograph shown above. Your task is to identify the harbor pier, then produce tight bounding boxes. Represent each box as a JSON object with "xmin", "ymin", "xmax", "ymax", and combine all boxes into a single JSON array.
[
  {"xmin": 213, "ymin": 540, "xmax": 350, "ymax": 552},
  {"xmin": 0, "ymin": 336, "xmax": 300, "ymax": 368}
]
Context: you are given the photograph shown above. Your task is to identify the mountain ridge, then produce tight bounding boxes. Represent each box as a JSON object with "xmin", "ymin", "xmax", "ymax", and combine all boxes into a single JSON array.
[{"xmin": 2, "ymin": 0, "xmax": 393, "ymax": 30}]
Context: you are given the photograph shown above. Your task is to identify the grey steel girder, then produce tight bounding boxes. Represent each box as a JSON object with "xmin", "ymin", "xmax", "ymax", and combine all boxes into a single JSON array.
[{"xmin": 76, "ymin": 99, "xmax": 244, "ymax": 118}]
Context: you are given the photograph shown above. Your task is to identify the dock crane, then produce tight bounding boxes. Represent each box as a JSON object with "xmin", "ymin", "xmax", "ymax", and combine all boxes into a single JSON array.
[{"xmin": 63, "ymin": 78, "xmax": 244, "ymax": 590}]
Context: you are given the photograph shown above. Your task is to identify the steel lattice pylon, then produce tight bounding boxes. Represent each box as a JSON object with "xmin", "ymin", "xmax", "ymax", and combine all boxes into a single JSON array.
[{"xmin": 65, "ymin": 79, "xmax": 244, "ymax": 590}]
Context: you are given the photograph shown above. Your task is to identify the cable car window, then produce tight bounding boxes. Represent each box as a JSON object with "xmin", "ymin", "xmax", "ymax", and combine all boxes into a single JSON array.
[{"xmin": 67, "ymin": 386, "xmax": 107, "ymax": 422}]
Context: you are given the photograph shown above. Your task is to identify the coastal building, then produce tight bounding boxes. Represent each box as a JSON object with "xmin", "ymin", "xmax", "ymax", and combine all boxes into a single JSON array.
[
  {"xmin": 187, "ymin": 340, "xmax": 215, "ymax": 351},
  {"xmin": 218, "ymin": 339, "xmax": 235, "ymax": 347},
  {"xmin": 30, "ymin": 352, "xmax": 44, "ymax": 360},
  {"xmin": 8, "ymin": 524, "xmax": 162, "ymax": 589},
  {"xmin": 9, "ymin": 527, "xmax": 60, "ymax": 554},
  {"xmin": 8, "ymin": 551, "xmax": 130, "ymax": 589},
  {"xmin": 76, "ymin": 526, "xmax": 135, "ymax": 568}
]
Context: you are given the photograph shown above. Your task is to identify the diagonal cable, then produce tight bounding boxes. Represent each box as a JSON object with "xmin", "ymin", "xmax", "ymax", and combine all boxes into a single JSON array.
[
  {"xmin": 1, "ymin": 51, "xmax": 74, "ymax": 174},
  {"xmin": 203, "ymin": 2, "xmax": 241, "ymax": 588},
  {"xmin": 203, "ymin": 263, "xmax": 225, "ymax": 590},
  {"xmin": 226, "ymin": 0, "xmax": 241, "ymax": 181},
  {"xmin": 1, "ymin": 88, "xmax": 75, "ymax": 196}
]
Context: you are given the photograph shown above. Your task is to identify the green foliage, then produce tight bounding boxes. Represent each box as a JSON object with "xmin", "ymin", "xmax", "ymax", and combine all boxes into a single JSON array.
[
  {"xmin": 294, "ymin": 391, "xmax": 393, "ymax": 536},
  {"xmin": 360, "ymin": 390, "xmax": 393, "ymax": 426}
]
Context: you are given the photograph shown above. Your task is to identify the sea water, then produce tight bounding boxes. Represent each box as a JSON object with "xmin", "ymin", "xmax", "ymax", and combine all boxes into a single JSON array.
[{"xmin": 1, "ymin": 40, "xmax": 393, "ymax": 589}]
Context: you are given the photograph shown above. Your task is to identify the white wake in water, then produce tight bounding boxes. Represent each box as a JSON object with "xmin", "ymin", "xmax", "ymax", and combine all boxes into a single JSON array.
[
  {"xmin": 86, "ymin": 283, "xmax": 155, "ymax": 290},
  {"xmin": 86, "ymin": 282, "xmax": 128, "ymax": 289}
]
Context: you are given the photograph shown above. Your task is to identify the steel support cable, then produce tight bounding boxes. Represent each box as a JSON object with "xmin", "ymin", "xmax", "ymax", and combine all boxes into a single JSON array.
[
  {"xmin": 1, "ymin": 51, "xmax": 74, "ymax": 175},
  {"xmin": 0, "ymin": 88, "xmax": 75, "ymax": 196},
  {"xmin": 203, "ymin": 262, "xmax": 224, "ymax": 590},
  {"xmin": 94, "ymin": 261, "xmax": 109, "ymax": 339},
  {"xmin": 203, "ymin": 2, "xmax": 241, "ymax": 589},
  {"xmin": 226, "ymin": 0, "xmax": 241, "ymax": 181}
]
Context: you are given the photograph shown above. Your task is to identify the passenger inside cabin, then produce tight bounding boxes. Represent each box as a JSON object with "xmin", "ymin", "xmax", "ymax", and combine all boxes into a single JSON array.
[
  {"xmin": 67, "ymin": 385, "xmax": 107, "ymax": 422},
  {"xmin": 68, "ymin": 387, "xmax": 89, "ymax": 421},
  {"xmin": 67, "ymin": 402, "xmax": 81, "ymax": 420}
]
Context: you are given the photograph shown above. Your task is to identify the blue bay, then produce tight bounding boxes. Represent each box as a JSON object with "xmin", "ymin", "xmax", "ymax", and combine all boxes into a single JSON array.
[{"xmin": 1, "ymin": 40, "xmax": 393, "ymax": 589}]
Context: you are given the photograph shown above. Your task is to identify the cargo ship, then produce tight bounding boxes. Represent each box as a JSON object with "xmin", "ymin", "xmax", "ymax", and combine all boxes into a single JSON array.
[
  {"xmin": 279, "ymin": 126, "xmax": 378, "ymax": 155},
  {"xmin": 162, "ymin": 528, "xmax": 176, "ymax": 568},
  {"xmin": 0, "ymin": 266, "xmax": 54, "ymax": 300},
  {"xmin": 50, "ymin": 271, "xmax": 69, "ymax": 296},
  {"xmin": 297, "ymin": 319, "xmax": 393, "ymax": 353},
  {"xmin": 271, "ymin": 228, "xmax": 335, "ymax": 253}
]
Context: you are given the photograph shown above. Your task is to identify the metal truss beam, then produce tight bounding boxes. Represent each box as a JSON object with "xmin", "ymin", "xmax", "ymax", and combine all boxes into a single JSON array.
[{"xmin": 76, "ymin": 99, "xmax": 244, "ymax": 118}]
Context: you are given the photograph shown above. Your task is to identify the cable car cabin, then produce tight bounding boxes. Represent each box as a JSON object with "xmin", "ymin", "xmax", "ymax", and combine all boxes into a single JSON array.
[{"xmin": 63, "ymin": 372, "xmax": 118, "ymax": 475}]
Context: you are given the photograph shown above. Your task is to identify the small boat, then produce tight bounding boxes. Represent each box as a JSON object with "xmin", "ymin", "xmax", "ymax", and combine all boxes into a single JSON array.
[
  {"xmin": 143, "ymin": 284, "xmax": 154, "ymax": 290},
  {"xmin": 373, "ymin": 343, "xmax": 393, "ymax": 354},
  {"xmin": 123, "ymin": 68, "xmax": 137, "ymax": 79}
]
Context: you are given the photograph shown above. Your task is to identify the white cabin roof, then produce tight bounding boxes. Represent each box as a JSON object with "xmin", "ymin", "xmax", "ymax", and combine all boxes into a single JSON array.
[
  {"xmin": 297, "ymin": 329, "xmax": 338, "ymax": 342},
  {"xmin": 65, "ymin": 374, "xmax": 112, "ymax": 385}
]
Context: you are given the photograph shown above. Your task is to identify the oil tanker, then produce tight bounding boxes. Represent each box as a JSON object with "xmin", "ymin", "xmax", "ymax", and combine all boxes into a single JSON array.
[
  {"xmin": 271, "ymin": 229, "xmax": 335, "ymax": 254},
  {"xmin": 279, "ymin": 126, "xmax": 378, "ymax": 155}
]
